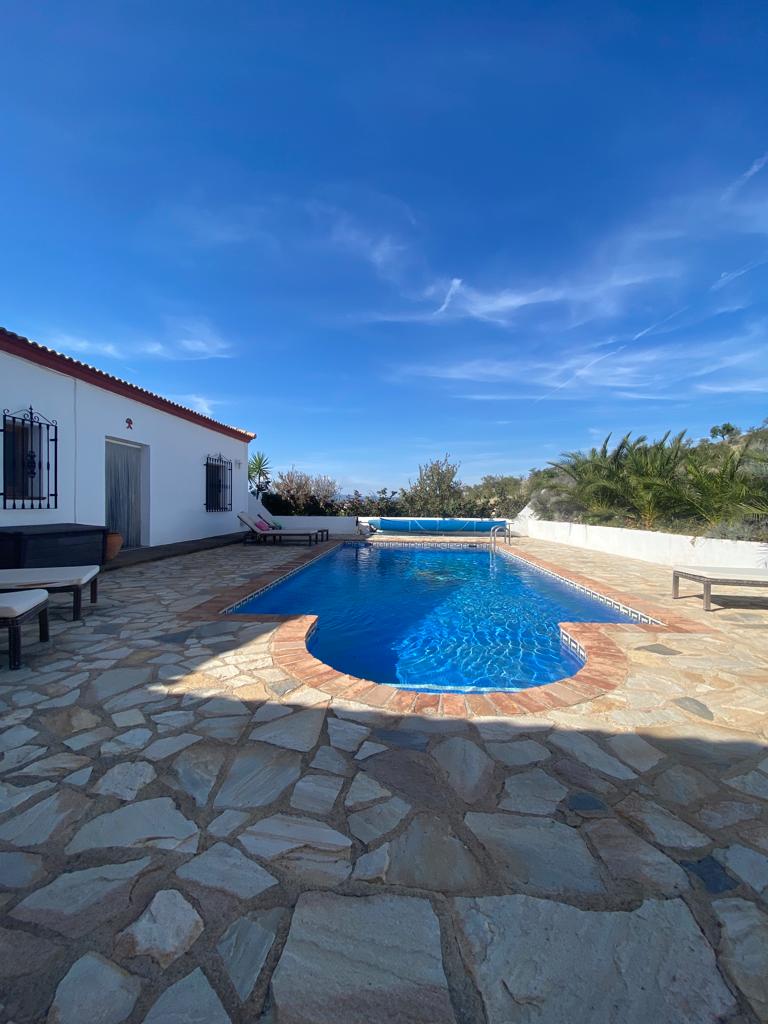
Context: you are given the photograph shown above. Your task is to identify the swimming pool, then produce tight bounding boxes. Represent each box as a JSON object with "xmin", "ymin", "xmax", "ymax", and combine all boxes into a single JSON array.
[{"xmin": 231, "ymin": 543, "xmax": 636, "ymax": 693}]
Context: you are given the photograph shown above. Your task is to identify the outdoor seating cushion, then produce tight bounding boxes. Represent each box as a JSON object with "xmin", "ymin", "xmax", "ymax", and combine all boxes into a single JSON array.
[
  {"xmin": 253, "ymin": 519, "xmax": 271, "ymax": 532},
  {"xmin": 0, "ymin": 589, "xmax": 48, "ymax": 618},
  {"xmin": 258, "ymin": 514, "xmax": 281, "ymax": 529},
  {"xmin": 0, "ymin": 566, "xmax": 100, "ymax": 588}
]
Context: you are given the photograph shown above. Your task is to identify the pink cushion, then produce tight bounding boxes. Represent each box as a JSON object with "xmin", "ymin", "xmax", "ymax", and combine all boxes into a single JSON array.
[{"xmin": 254, "ymin": 519, "xmax": 271, "ymax": 532}]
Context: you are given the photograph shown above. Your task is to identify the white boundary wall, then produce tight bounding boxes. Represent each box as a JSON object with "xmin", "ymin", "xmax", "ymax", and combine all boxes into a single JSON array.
[
  {"xmin": 247, "ymin": 496, "xmax": 358, "ymax": 535},
  {"xmin": 512, "ymin": 511, "xmax": 768, "ymax": 569}
]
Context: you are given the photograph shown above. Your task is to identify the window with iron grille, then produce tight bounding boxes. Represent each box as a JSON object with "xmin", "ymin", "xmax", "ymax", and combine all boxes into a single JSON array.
[
  {"xmin": 205, "ymin": 454, "xmax": 232, "ymax": 511},
  {"xmin": 2, "ymin": 406, "xmax": 59, "ymax": 510}
]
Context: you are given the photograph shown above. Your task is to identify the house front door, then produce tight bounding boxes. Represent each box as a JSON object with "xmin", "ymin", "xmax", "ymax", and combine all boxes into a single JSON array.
[{"xmin": 105, "ymin": 439, "xmax": 143, "ymax": 548}]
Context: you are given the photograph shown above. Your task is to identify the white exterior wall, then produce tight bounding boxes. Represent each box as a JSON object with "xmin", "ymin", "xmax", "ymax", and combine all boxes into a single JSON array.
[
  {"xmin": 511, "ymin": 509, "xmax": 768, "ymax": 569},
  {"xmin": 2, "ymin": 350, "xmax": 250, "ymax": 546},
  {"xmin": 247, "ymin": 495, "xmax": 357, "ymax": 535}
]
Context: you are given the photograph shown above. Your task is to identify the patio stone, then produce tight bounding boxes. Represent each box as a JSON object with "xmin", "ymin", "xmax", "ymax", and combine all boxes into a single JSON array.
[
  {"xmin": 111, "ymin": 710, "xmax": 145, "ymax": 727},
  {"xmin": 214, "ymin": 744, "xmax": 302, "ymax": 809},
  {"xmin": 551, "ymin": 756, "xmax": 617, "ymax": 795},
  {"xmin": 0, "ymin": 924, "xmax": 62, "ymax": 978},
  {"xmin": 0, "ymin": 744, "xmax": 48, "ymax": 772},
  {"xmin": 465, "ymin": 812, "xmax": 605, "ymax": 895},
  {"xmin": 195, "ymin": 716, "xmax": 247, "ymax": 742},
  {"xmin": 47, "ymin": 952, "xmax": 141, "ymax": 1024},
  {"xmin": 0, "ymin": 850, "xmax": 46, "ymax": 888},
  {"xmin": 617, "ymin": 795, "xmax": 709, "ymax": 851},
  {"xmin": 549, "ymin": 733, "xmax": 636, "ymax": 780},
  {"xmin": 726, "ymin": 770, "xmax": 768, "ymax": 800},
  {"xmin": 499, "ymin": 768, "xmax": 567, "ymax": 815},
  {"xmin": 714, "ymin": 844, "xmax": 768, "ymax": 896},
  {"xmin": 680, "ymin": 856, "xmax": 739, "ymax": 894},
  {"xmin": 269, "ymin": 892, "xmax": 456, "ymax": 1024},
  {"xmin": 0, "ymin": 724, "xmax": 38, "ymax": 752},
  {"xmin": 0, "ymin": 778, "xmax": 54, "ymax": 812},
  {"xmin": 353, "ymin": 844, "xmax": 391, "ymax": 881},
  {"xmin": 486, "ymin": 739, "xmax": 549, "ymax": 767},
  {"xmin": 100, "ymin": 728, "xmax": 152, "ymax": 756},
  {"xmin": 64, "ymin": 726, "xmax": 114, "ymax": 751},
  {"xmin": 327, "ymin": 717, "xmax": 370, "ymax": 751},
  {"xmin": 452, "ymin": 895, "xmax": 736, "ymax": 1024},
  {"xmin": 290, "ymin": 772, "xmax": 343, "ymax": 814},
  {"xmin": 355, "ymin": 741, "xmax": 388, "ymax": 759},
  {"xmin": 143, "ymin": 732, "xmax": 202, "ymax": 761},
  {"xmin": 115, "ymin": 889, "xmax": 203, "ymax": 967},
  {"xmin": 0, "ymin": 790, "xmax": 89, "ymax": 847},
  {"xmin": 344, "ymin": 772, "xmax": 391, "ymax": 808},
  {"xmin": 240, "ymin": 814, "xmax": 352, "ymax": 884},
  {"xmin": 93, "ymin": 761, "xmax": 156, "ymax": 800},
  {"xmin": 217, "ymin": 908, "xmax": 285, "ymax": 1001},
  {"xmin": 208, "ymin": 809, "xmax": 250, "ymax": 837},
  {"xmin": 167, "ymin": 742, "xmax": 225, "ymax": 806},
  {"xmin": 698, "ymin": 800, "xmax": 763, "ymax": 830},
  {"xmin": 384, "ymin": 814, "xmax": 485, "ymax": 891},
  {"xmin": 66, "ymin": 797, "xmax": 198, "ymax": 853},
  {"xmin": 653, "ymin": 765, "xmax": 718, "ymax": 805},
  {"xmin": 12, "ymin": 753, "xmax": 89, "ymax": 778},
  {"xmin": 90, "ymin": 667, "xmax": 152, "ymax": 701},
  {"xmin": 310, "ymin": 745, "xmax": 349, "ymax": 774},
  {"xmin": 143, "ymin": 968, "xmax": 230, "ymax": 1024},
  {"xmin": 432, "ymin": 737, "xmax": 494, "ymax": 803},
  {"xmin": 348, "ymin": 796, "xmax": 410, "ymax": 843},
  {"xmin": 176, "ymin": 842, "xmax": 277, "ymax": 898},
  {"xmin": 249, "ymin": 707, "xmax": 326, "ymax": 751},
  {"xmin": 584, "ymin": 819, "xmax": 689, "ymax": 893},
  {"xmin": 11, "ymin": 858, "xmax": 151, "ymax": 936},
  {"xmin": 372, "ymin": 727, "xmax": 430, "ymax": 752},
  {"xmin": 607, "ymin": 733, "xmax": 664, "ymax": 772},
  {"xmin": 713, "ymin": 898, "xmax": 768, "ymax": 1022},
  {"xmin": 43, "ymin": 706, "xmax": 101, "ymax": 736}
]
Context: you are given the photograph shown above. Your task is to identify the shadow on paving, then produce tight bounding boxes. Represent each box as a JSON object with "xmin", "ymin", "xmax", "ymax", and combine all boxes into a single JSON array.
[{"xmin": 0, "ymin": 587, "xmax": 767, "ymax": 1024}]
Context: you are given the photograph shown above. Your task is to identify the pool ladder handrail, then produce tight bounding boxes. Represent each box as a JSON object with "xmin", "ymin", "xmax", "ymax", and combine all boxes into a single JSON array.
[{"xmin": 489, "ymin": 525, "xmax": 505, "ymax": 553}]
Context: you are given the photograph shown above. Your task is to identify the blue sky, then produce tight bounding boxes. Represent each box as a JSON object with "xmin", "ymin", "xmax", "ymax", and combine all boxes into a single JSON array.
[{"xmin": 2, "ymin": 2, "xmax": 768, "ymax": 491}]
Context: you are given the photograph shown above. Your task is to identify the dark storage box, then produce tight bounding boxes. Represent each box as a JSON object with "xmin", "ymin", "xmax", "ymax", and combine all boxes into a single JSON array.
[{"xmin": 0, "ymin": 524, "xmax": 108, "ymax": 568}]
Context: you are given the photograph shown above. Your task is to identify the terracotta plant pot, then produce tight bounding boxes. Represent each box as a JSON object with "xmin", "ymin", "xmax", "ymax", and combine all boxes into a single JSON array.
[{"xmin": 105, "ymin": 531, "xmax": 124, "ymax": 561}]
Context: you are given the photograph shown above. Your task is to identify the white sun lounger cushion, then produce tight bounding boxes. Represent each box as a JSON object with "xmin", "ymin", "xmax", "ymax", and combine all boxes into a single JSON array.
[
  {"xmin": 0, "ymin": 589, "xmax": 49, "ymax": 618},
  {"xmin": 0, "ymin": 566, "xmax": 100, "ymax": 589}
]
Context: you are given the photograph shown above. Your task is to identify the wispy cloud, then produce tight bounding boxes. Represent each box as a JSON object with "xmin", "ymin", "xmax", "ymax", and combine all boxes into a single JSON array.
[
  {"xmin": 46, "ymin": 318, "xmax": 234, "ymax": 365},
  {"xmin": 167, "ymin": 393, "xmax": 221, "ymax": 416},
  {"xmin": 47, "ymin": 333, "xmax": 124, "ymax": 360},
  {"xmin": 696, "ymin": 377, "xmax": 768, "ymax": 394},
  {"xmin": 721, "ymin": 151, "xmax": 768, "ymax": 203},
  {"xmin": 711, "ymin": 255, "xmax": 768, "ymax": 291}
]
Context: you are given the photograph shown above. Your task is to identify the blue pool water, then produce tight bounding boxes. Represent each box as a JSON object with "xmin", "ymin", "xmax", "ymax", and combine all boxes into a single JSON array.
[{"xmin": 232, "ymin": 544, "xmax": 635, "ymax": 693}]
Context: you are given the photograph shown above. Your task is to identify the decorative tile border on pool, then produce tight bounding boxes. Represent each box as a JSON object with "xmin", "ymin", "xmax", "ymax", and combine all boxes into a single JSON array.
[{"xmin": 187, "ymin": 537, "xmax": 706, "ymax": 719}]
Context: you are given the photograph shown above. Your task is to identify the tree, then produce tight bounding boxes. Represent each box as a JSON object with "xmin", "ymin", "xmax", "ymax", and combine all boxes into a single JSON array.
[
  {"xmin": 709, "ymin": 423, "xmax": 741, "ymax": 443},
  {"xmin": 462, "ymin": 475, "xmax": 527, "ymax": 518},
  {"xmin": 248, "ymin": 451, "xmax": 271, "ymax": 495},
  {"xmin": 400, "ymin": 455, "xmax": 463, "ymax": 516}
]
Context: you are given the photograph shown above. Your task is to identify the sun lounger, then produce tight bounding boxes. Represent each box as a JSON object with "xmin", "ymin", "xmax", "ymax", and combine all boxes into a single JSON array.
[
  {"xmin": 255, "ymin": 511, "xmax": 329, "ymax": 542},
  {"xmin": 0, "ymin": 566, "xmax": 99, "ymax": 621},
  {"xmin": 672, "ymin": 566, "xmax": 768, "ymax": 611},
  {"xmin": 237, "ymin": 512, "xmax": 320, "ymax": 546},
  {"xmin": 0, "ymin": 589, "xmax": 49, "ymax": 670}
]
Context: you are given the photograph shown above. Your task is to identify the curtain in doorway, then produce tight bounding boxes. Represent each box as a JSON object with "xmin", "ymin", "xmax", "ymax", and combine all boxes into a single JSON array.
[{"xmin": 105, "ymin": 441, "xmax": 142, "ymax": 548}]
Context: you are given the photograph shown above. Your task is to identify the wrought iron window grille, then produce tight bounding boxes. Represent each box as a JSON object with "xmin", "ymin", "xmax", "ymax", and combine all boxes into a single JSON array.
[
  {"xmin": 2, "ymin": 406, "xmax": 59, "ymax": 510},
  {"xmin": 205, "ymin": 453, "xmax": 232, "ymax": 512}
]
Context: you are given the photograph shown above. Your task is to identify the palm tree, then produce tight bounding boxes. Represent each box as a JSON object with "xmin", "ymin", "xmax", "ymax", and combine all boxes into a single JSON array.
[
  {"xmin": 678, "ymin": 441, "xmax": 768, "ymax": 528},
  {"xmin": 248, "ymin": 451, "xmax": 271, "ymax": 495}
]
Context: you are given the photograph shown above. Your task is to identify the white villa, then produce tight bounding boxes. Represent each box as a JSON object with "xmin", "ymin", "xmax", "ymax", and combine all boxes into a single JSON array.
[{"xmin": 0, "ymin": 327, "xmax": 254, "ymax": 556}]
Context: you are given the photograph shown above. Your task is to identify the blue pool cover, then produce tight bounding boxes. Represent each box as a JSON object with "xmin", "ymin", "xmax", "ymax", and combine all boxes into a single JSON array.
[
  {"xmin": 232, "ymin": 543, "xmax": 634, "ymax": 693},
  {"xmin": 370, "ymin": 517, "xmax": 507, "ymax": 533}
]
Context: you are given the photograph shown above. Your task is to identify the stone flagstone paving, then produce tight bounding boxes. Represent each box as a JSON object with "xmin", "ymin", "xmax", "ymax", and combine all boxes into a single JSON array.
[{"xmin": 0, "ymin": 537, "xmax": 767, "ymax": 1022}]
